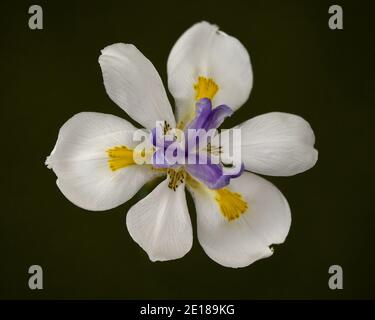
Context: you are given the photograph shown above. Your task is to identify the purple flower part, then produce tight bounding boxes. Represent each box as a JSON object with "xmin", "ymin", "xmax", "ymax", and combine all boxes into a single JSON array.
[
  {"xmin": 186, "ymin": 162, "xmax": 242, "ymax": 190},
  {"xmin": 150, "ymin": 97, "xmax": 243, "ymax": 188},
  {"xmin": 185, "ymin": 98, "xmax": 233, "ymax": 132},
  {"xmin": 186, "ymin": 163, "xmax": 229, "ymax": 189},
  {"xmin": 204, "ymin": 104, "xmax": 233, "ymax": 131},
  {"xmin": 184, "ymin": 98, "xmax": 213, "ymax": 131},
  {"xmin": 186, "ymin": 149, "xmax": 214, "ymax": 166},
  {"xmin": 151, "ymin": 127, "xmax": 176, "ymax": 151},
  {"xmin": 185, "ymin": 128, "xmax": 216, "ymax": 159},
  {"xmin": 152, "ymin": 140, "xmax": 186, "ymax": 169},
  {"xmin": 184, "ymin": 99, "xmax": 233, "ymax": 154},
  {"xmin": 152, "ymin": 149, "xmax": 180, "ymax": 169},
  {"xmin": 151, "ymin": 127, "xmax": 159, "ymax": 147}
]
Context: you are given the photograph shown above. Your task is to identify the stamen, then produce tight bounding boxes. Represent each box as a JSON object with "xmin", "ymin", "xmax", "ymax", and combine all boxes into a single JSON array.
[
  {"xmin": 167, "ymin": 169, "xmax": 186, "ymax": 191},
  {"xmin": 194, "ymin": 76, "xmax": 219, "ymax": 101},
  {"xmin": 107, "ymin": 146, "xmax": 135, "ymax": 171},
  {"xmin": 215, "ymin": 188, "xmax": 248, "ymax": 221},
  {"xmin": 163, "ymin": 121, "xmax": 171, "ymax": 134},
  {"xmin": 206, "ymin": 143, "xmax": 222, "ymax": 156}
]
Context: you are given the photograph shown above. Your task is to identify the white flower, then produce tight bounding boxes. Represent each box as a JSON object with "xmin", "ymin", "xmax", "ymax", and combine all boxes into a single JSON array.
[{"xmin": 46, "ymin": 21, "xmax": 318, "ymax": 268}]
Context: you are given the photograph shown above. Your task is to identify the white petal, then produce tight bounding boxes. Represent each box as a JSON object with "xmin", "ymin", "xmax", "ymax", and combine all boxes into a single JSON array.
[
  {"xmin": 221, "ymin": 112, "xmax": 318, "ymax": 176},
  {"xmin": 167, "ymin": 21, "xmax": 253, "ymax": 122},
  {"xmin": 46, "ymin": 112, "xmax": 157, "ymax": 211},
  {"xmin": 99, "ymin": 43, "xmax": 176, "ymax": 129},
  {"xmin": 188, "ymin": 172, "xmax": 291, "ymax": 268},
  {"xmin": 126, "ymin": 179, "xmax": 192, "ymax": 261}
]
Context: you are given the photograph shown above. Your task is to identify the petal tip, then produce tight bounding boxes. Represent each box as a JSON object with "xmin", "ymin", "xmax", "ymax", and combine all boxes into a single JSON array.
[{"xmin": 45, "ymin": 156, "xmax": 53, "ymax": 169}]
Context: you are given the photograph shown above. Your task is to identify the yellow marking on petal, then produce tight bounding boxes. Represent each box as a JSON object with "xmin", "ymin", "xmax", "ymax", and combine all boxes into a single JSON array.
[
  {"xmin": 215, "ymin": 188, "xmax": 248, "ymax": 221},
  {"xmin": 194, "ymin": 76, "xmax": 219, "ymax": 101},
  {"xmin": 107, "ymin": 146, "xmax": 135, "ymax": 171}
]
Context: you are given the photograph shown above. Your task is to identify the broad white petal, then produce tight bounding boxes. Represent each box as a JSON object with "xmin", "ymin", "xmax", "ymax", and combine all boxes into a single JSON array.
[
  {"xmin": 126, "ymin": 179, "xmax": 192, "ymax": 261},
  {"xmin": 220, "ymin": 112, "xmax": 318, "ymax": 176},
  {"xmin": 99, "ymin": 43, "xmax": 176, "ymax": 129},
  {"xmin": 188, "ymin": 172, "xmax": 291, "ymax": 268},
  {"xmin": 46, "ymin": 112, "xmax": 157, "ymax": 211},
  {"xmin": 167, "ymin": 21, "xmax": 253, "ymax": 122}
]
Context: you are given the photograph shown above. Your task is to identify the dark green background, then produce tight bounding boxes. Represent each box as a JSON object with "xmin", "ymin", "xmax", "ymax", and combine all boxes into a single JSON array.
[{"xmin": 1, "ymin": 0, "xmax": 374, "ymax": 299}]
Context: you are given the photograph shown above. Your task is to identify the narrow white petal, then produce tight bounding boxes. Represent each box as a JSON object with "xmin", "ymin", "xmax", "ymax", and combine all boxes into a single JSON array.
[
  {"xmin": 167, "ymin": 21, "xmax": 253, "ymax": 122},
  {"xmin": 126, "ymin": 180, "xmax": 192, "ymax": 262},
  {"xmin": 99, "ymin": 43, "xmax": 176, "ymax": 129},
  {"xmin": 188, "ymin": 172, "xmax": 291, "ymax": 268},
  {"xmin": 47, "ymin": 112, "xmax": 157, "ymax": 211}
]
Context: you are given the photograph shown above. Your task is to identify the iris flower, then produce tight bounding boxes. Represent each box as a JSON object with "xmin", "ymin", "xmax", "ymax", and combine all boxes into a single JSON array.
[{"xmin": 46, "ymin": 22, "xmax": 318, "ymax": 268}]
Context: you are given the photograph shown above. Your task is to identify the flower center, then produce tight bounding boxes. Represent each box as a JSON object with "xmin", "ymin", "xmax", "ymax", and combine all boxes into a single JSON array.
[
  {"xmin": 149, "ymin": 76, "xmax": 243, "ymax": 191},
  {"xmin": 151, "ymin": 97, "xmax": 243, "ymax": 190}
]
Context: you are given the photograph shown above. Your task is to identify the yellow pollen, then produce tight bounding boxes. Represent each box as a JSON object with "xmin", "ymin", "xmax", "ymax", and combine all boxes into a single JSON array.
[
  {"xmin": 107, "ymin": 146, "xmax": 135, "ymax": 171},
  {"xmin": 194, "ymin": 76, "xmax": 219, "ymax": 101},
  {"xmin": 215, "ymin": 188, "xmax": 248, "ymax": 221}
]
